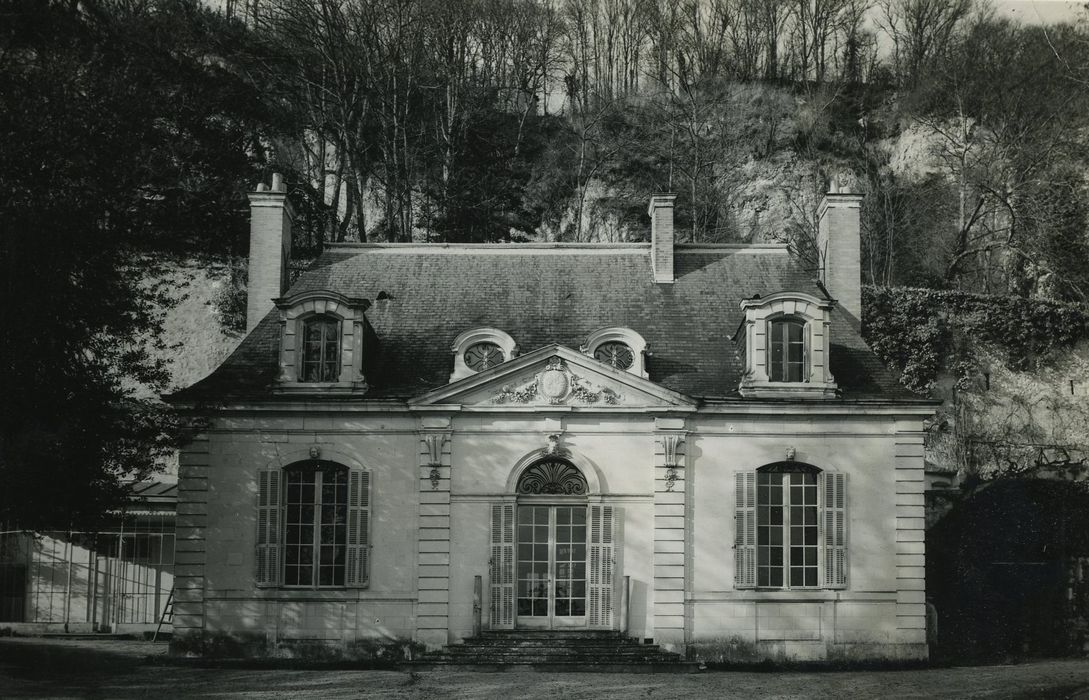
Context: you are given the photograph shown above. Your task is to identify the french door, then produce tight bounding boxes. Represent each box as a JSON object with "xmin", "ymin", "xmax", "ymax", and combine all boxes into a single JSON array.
[{"xmin": 516, "ymin": 504, "xmax": 587, "ymax": 628}]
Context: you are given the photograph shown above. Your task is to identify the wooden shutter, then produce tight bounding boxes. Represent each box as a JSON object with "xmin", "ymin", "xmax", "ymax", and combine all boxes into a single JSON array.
[
  {"xmin": 823, "ymin": 472, "xmax": 848, "ymax": 589},
  {"xmin": 734, "ymin": 471, "xmax": 756, "ymax": 588},
  {"xmin": 489, "ymin": 503, "xmax": 514, "ymax": 628},
  {"xmin": 589, "ymin": 504, "xmax": 616, "ymax": 629},
  {"xmin": 346, "ymin": 470, "xmax": 371, "ymax": 587},
  {"xmin": 255, "ymin": 468, "xmax": 282, "ymax": 587}
]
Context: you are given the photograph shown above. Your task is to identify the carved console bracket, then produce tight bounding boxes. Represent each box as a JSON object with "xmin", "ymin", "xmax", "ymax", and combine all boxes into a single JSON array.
[
  {"xmin": 659, "ymin": 433, "xmax": 686, "ymax": 492},
  {"xmin": 422, "ymin": 432, "xmax": 450, "ymax": 491}
]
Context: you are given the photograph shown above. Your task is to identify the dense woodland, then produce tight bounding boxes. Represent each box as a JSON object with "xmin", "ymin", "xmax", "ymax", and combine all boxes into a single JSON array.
[{"xmin": 3, "ymin": 0, "xmax": 1089, "ymax": 526}]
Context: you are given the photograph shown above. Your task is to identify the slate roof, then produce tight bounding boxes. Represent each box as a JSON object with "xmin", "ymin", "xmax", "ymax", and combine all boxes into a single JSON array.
[{"xmin": 170, "ymin": 244, "xmax": 914, "ymax": 403}]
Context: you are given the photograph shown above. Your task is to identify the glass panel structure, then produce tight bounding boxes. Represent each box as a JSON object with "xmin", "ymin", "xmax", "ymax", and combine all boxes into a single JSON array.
[
  {"xmin": 769, "ymin": 319, "xmax": 805, "ymax": 382},
  {"xmin": 757, "ymin": 465, "xmax": 819, "ymax": 588},
  {"xmin": 284, "ymin": 463, "xmax": 348, "ymax": 587},
  {"xmin": 302, "ymin": 316, "xmax": 340, "ymax": 382},
  {"xmin": 516, "ymin": 505, "xmax": 587, "ymax": 623}
]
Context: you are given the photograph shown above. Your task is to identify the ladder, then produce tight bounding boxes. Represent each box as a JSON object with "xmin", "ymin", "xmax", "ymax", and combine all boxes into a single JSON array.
[{"xmin": 152, "ymin": 589, "xmax": 174, "ymax": 642}]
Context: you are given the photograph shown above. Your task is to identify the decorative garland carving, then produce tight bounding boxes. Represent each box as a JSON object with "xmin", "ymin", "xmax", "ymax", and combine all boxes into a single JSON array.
[
  {"xmin": 429, "ymin": 467, "xmax": 441, "ymax": 490},
  {"xmin": 492, "ymin": 357, "xmax": 622, "ymax": 405},
  {"xmin": 516, "ymin": 459, "xmax": 588, "ymax": 495},
  {"xmin": 665, "ymin": 467, "xmax": 678, "ymax": 492}
]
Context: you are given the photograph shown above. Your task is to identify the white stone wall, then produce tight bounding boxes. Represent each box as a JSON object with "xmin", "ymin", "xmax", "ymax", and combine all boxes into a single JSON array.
[{"xmin": 174, "ymin": 403, "xmax": 928, "ymax": 661}]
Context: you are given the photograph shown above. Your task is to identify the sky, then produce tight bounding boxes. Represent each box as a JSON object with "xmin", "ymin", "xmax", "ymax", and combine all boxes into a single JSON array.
[{"xmin": 993, "ymin": 0, "xmax": 1084, "ymax": 24}]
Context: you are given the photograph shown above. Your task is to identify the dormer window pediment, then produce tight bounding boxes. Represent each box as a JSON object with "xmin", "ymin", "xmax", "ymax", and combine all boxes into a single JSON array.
[
  {"xmin": 735, "ymin": 291, "xmax": 837, "ymax": 399},
  {"xmin": 274, "ymin": 290, "xmax": 373, "ymax": 394}
]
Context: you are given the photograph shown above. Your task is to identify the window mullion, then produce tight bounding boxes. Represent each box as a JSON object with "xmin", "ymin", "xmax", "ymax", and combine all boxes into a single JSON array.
[
  {"xmin": 312, "ymin": 470, "xmax": 322, "ymax": 589},
  {"xmin": 783, "ymin": 477, "xmax": 792, "ymax": 590}
]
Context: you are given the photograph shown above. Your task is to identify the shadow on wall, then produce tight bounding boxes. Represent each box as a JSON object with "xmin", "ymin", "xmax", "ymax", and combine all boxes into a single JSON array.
[{"xmin": 927, "ymin": 479, "xmax": 1089, "ymax": 662}]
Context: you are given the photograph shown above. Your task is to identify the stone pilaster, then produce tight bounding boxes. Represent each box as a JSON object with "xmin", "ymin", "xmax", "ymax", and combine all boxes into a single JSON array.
[
  {"xmin": 416, "ymin": 419, "xmax": 452, "ymax": 649},
  {"xmin": 652, "ymin": 417, "xmax": 687, "ymax": 652},
  {"xmin": 893, "ymin": 420, "xmax": 927, "ymax": 651},
  {"xmin": 170, "ymin": 433, "xmax": 210, "ymax": 655}
]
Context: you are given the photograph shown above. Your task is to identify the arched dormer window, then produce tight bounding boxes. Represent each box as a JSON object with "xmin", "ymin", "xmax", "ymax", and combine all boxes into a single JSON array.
[
  {"xmin": 450, "ymin": 328, "xmax": 517, "ymax": 382},
  {"xmin": 582, "ymin": 327, "xmax": 648, "ymax": 378},
  {"xmin": 273, "ymin": 290, "xmax": 374, "ymax": 394},
  {"xmin": 735, "ymin": 292, "xmax": 837, "ymax": 398},
  {"xmin": 301, "ymin": 315, "xmax": 340, "ymax": 382}
]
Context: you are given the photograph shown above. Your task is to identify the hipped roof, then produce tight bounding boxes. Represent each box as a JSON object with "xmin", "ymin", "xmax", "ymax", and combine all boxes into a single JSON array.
[{"xmin": 170, "ymin": 244, "xmax": 912, "ymax": 403}]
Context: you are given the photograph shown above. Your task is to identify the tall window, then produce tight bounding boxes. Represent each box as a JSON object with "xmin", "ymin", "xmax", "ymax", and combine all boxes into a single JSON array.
[
  {"xmin": 284, "ymin": 462, "xmax": 348, "ymax": 587},
  {"xmin": 757, "ymin": 463, "xmax": 819, "ymax": 588},
  {"xmin": 769, "ymin": 319, "xmax": 805, "ymax": 382},
  {"xmin": 302, "ymin": 315, "xmax": 340, "ymax": 382}
]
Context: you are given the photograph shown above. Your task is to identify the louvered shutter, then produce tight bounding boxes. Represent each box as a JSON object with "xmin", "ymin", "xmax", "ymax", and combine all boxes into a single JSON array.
[
  {"xmin": 588, "ymin": 504, "xmax": 616, "ymax": 629},
  {"xmin": 489, "ymin": 503, "xmax": 514, "ymax": 628},
  {"xmin": 823, "ymin": 472, "xmax": 848, "ymax": 589},
  {"xmin": 734, "ymin": 471, "xmax": 756, "ymax": 588},
  {"xmin": 255, "ymin": 468, "xmax": 282, "ymax": 587},
  {"xmin": 346, "ymin": 470, "xmax": 371, "ymax": 587}
]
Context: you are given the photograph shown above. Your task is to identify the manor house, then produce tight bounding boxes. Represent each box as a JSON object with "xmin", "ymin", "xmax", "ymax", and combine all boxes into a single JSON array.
[{"xmin": 168, "ymin": 175, "xmax": 933, "ymax": 662}]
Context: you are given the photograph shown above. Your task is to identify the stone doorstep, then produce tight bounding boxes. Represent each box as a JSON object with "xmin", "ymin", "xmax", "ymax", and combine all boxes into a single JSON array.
[{"xmin": 417, "ymin": 630, "xmax": 690, "ymax": 670}]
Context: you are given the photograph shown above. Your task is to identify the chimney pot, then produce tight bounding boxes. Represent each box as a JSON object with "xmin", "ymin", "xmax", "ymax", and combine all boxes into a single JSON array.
[{"xmin": 271, "ymin": 172, "xmax": 284, "ymax": 192}]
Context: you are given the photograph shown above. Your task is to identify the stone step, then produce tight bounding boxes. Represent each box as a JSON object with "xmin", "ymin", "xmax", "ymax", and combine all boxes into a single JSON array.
[
  {"xmin": 442, "ymin": 640, "xmax": 675, "ymax": 650},
  {"xmin": 418, "ymin": 631, "xmax": 688, "ymax": 671},
  {"xmin": 435, "ymin": 648, "xmax": 675, "ymax": 661},
  {"xmin": 406, "ymin": 661, "xmax": 703, "ymax": 673}
]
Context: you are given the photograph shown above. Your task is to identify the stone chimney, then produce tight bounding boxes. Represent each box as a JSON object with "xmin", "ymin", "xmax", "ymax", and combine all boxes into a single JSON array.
[
  {"xmin": 816, "ymin": 177, "xmax": 863, "ymax": 321},
  {"xmin": 246, "ymin": 173, "xmax": 294, "ymax": 332},
  {"xmin": 648, "ymin": 194, "xmax": 677, "ymax": 284}
]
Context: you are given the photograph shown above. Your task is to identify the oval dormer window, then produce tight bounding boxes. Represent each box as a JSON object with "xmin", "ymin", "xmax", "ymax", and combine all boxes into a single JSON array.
[
  {"xmin": 593, "ymin": 341, "xmax": 634, "ymax": 370},
  {"xmin": 464, "ymin": 341, "xmax": 504, "ymax": 372}
]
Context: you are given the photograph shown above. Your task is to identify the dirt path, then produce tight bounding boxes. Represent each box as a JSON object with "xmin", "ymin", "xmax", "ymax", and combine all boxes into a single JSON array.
[{"xmin": 1, "ymin": 637, "xmax": 1088, "ymax": 699}]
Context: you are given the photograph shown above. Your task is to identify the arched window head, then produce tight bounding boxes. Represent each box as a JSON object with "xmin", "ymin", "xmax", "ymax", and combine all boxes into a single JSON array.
[
  {"xmin": 302, "ymin": 315, "xmax": 340, "ymax": 382},
  {"xmin": 516, "ymin": 459, "xmax": 588, "ymax": 495},
  {"xmin": 769, "ymin": 318, "xmax": 805, "ymax": 382}
]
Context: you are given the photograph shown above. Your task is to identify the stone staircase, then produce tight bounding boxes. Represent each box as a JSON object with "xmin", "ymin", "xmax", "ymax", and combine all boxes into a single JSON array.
[{"xmin": 411, "ymin": 630, "xmax": 698, "ymax": 672}]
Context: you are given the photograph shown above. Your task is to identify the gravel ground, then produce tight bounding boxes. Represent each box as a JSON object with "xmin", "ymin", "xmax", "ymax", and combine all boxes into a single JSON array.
[{"xmin": 1, "ymin": 637, "xmax": 1089, "ymax": 699}]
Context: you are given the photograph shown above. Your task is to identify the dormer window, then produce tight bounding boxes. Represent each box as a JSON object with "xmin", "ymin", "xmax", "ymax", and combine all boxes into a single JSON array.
[
  {"xmin": 450, "ymin": 328, "xmax": 517, "ymax": 382},
  {"xmin": 593, "ymin": 341, "xmax": 634, "ymax": 370},
  {"xmin": 301, "ymin": 315, "xmax": 341, "ymax": 382},
  {"xmin": 583, "ymin": 328, "xmax": 648, "ymax": 378},
  {"xmin": 273, "ymin": 291, "xmax": 374, "ymax": 394},
  {"xmin": 735, "ymin": 292, "xmax": 837, "ymax": 399}
]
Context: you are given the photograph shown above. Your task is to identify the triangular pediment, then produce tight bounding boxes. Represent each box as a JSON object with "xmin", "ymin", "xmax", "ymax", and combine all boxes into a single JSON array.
[{"xmin": 408, "ymin": 345, "xmax": 696, "ymax": 409}]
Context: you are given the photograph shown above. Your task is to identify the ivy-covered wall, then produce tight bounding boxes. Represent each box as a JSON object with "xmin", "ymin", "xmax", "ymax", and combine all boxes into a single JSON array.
[
  {"xmin": 863, "ymin": 286, "xmax": 1089, "ymax": 480},
  {"xmin": 863, "ymin": 286, "xmax": 1089, "ymax": 395}
]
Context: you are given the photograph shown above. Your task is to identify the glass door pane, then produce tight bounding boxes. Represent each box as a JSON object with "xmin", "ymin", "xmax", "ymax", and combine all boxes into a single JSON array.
[
  {"xmin": 552, "ymin": 506, "xmax": 587, "ymax": 620},
  {"xmin": 516, "ymin": 506, "xmax": 550, "ymax": 618}
]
